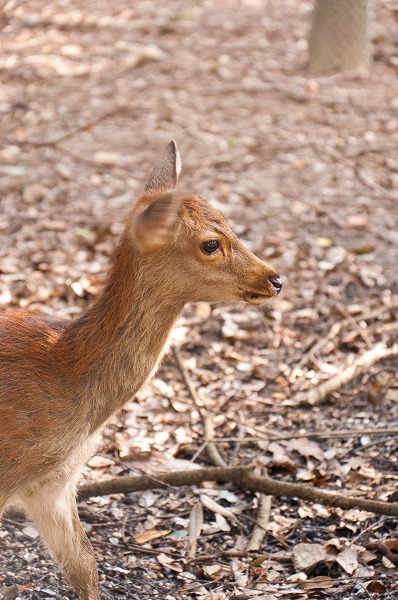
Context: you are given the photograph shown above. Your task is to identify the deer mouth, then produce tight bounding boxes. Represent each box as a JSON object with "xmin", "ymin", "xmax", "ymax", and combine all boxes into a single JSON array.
[{"xmin": 241, "ymin": 290, "xmax": 275, "ymax": 304}]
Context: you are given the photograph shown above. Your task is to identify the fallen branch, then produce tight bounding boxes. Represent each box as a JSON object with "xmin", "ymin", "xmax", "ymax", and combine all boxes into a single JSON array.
[
  {"xmin": 77, "ymin": 466, "xmax": 398, "ymax": 517},
  {"xmin": 306, "ymin": 342, "xmax": 398, "ymax": 405},
  {"xmin": 246, "ymin": 493, "xmax": 272, "ymax": 552}
]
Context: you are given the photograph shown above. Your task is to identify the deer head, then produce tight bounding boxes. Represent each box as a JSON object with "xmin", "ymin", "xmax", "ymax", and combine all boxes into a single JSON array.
[{"xmin": 126, "ymin": 141, "xmax": 282, "ymax": 305}]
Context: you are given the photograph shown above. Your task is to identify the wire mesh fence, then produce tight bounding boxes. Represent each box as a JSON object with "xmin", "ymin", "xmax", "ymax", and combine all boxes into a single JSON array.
[{"xmin": 308, "ymin": 0, "xmax": 373, "ymax": 74}]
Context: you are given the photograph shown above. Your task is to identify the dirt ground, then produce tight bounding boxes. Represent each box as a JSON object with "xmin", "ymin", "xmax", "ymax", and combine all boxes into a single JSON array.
[{"xmin": 1, "ymin": 1, "xmax": 398, "ymax": 599}]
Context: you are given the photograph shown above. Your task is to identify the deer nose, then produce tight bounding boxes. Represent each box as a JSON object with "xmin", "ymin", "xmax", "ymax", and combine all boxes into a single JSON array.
[{"xmin": 268, "ymin": 275, "xmax": 282, "ymax": 295}]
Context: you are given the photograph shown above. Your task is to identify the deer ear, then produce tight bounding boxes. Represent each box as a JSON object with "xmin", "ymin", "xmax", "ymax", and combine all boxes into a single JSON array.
[
  {"xmin": 131, "ymin": 193, "xmax": 181, "ymax": 253},
  {"xmin": 145, "ymin": 140, "xmax": 181, "ymax": 193}
]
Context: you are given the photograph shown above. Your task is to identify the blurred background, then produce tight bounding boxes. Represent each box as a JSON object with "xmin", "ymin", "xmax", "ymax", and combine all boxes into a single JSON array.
[{"xmin": 1, "ymin": 1, "xmax": 398, "ymax": 598}]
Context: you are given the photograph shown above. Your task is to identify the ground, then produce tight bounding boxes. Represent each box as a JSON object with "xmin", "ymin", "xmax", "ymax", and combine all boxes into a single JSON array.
[{"xmin": 1, "ymin": 1, "xmax": 398, "ymax": 599}]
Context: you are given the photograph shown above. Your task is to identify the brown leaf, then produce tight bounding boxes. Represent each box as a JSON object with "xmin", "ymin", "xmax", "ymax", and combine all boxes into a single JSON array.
[
  {"xmin": 200, "ymin": 495, "xmax": 237, "ymax": 520},
  {"xmin": 157, "ymin": 552, "xmax": 183, "ymax": 573},
  {"xmin": 188, "ymin": 501, "xmax": 203, "ymax": 558},
  {"xmin": 132, "ymin": 528, "xmax": 171, "ymax": 545},
  {"xmin": 365, "ymin": 580, "xmax": 387, "ymax": 593},
  {"xmin": 286, "ymin": 438, "xmax": 324, "ymax": 462},
  {"xmin": 335, "ymin": 547, "xmax": 358, "ymax": 575},
  {"xmin": 202, "ymin": 564, "xmax": 223, "ymax": 579},
  {"xmin": 385, "ymin": 538, "xmax": 398, "ymax": 552},
  {"xmin": 301, "ymin": 576, "xmax": 334, "ymax": 591}
]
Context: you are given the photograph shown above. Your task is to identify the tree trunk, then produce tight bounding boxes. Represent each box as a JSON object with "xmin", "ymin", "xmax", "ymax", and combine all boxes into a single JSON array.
[{"xmin": 308, "ymin": 0, "xmax": 373, "ymax": 75}]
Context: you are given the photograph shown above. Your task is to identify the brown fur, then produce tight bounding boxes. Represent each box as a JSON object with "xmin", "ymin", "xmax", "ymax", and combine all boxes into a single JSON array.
[{"xmin": 0, "ymin": 142, "xmax": 280, "ymax": 599}]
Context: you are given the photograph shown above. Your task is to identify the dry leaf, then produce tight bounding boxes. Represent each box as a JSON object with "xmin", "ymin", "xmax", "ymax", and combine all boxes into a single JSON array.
[
  {"xmin": 336, "ymin": 546, "xmax": 358, "ymax": 574},
  {"xmin": 385, "ymin": 539, "xmax": 398, "ymax": 552},
  {"xmin": 203, "ymin": 564, "xmax": 222, "ymax": 579},
  {"xmin": 365, "ymin": 580, "xmax": 387, "ymax": 593},
  {"xmin": 132, "ymin": 528, "xmax": 171, "ymax": 545},
  {"xmin": 157, "ymin": 552, "xmax": 183, "ymax": 573},
  {"xmin": 200, "ymin": 495, "xmax": 237, "ymax": 520},
  {"xmin": 138, "ymin": 490, "xmax": 157, "ymax": 509},
  {"xmin": 87, "ymin": 455, "xmax": 115, "ymax": 468},
  {"xmin": 215, "ymin": 513, "xmax": 231, "ymax": 532},
  {"xmin": 286, "ymin": 438, "xmax": 324, "ymax": 462},
  {"xmin": 231, "ymin": 558, "xmax": 248, "ymax": 586},
  {"xmin": 301, "ymin": 576, "xmax": 334, "ymax": 590},
  {"xmin": 381, "ymin": 556, "xmax": 396, "ymax": 569},
  {"xmin": 22, "ymin": 526, "xmax": 39, "ymax": 539},
  {"xmin": 188, "ymin": 501, "xmax": 203, "ymax": 558}
]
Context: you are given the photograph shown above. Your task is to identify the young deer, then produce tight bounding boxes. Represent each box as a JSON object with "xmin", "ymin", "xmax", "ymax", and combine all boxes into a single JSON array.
[{"xmin": 0, "ymin": 142, "xmax": 282, "ymax": 599}]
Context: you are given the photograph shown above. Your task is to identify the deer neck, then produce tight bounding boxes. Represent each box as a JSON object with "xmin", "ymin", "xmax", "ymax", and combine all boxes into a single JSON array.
[{"xmin": 61, "ymin": 235, "xmax": 184, "ymax": 430}]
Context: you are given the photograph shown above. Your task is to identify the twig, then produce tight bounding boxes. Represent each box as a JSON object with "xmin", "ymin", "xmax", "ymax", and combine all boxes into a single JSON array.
[
  {"xmin": 246, "ymin": 493, "xmax": 272, "ymax": 552},
  {"xmin": 351, "ymin": 516, "xmax": 386, "ymax": 544},
  {"xmin": 334, "ymin": 302, "xmax": 373, "ymax": 349},
  {"xmin": 186, "ymin": 549, "xmax": 271, "ymax": 565},
  {"xmin": 306, "ymin": 342, "xmax": 398, "ymax": 405},
  {"xmin": 173, "ymin": 347, "xmax": 228, "ymax": 468},
  {"xmin": 355, "ymin": 165, "xmax": 398, "ymax": 201},
  {"xmin": 206, "ymin": 426, "xmax": 398, "ymax": 443},
  {"xmin": 298, "ymin": 295, "xmax": 398, "ymax": 369},
  {"xmin": 0, "ymin": 104, "xmax": 131, "ymax": 148},
  {"xmin": 0, "ymin": 515, "xmax": 26, "ymax": 528},
  {"xmin": 297, "ymin": 321, "xmax": 343, "ymax": 369},
  {"xmin": 77, "ymin": 466, "xmax": 398, "ymax": 517}
]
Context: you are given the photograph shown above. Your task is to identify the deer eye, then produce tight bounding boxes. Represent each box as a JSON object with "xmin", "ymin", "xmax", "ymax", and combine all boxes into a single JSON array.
[{"xmin": 201, "ymin": 240, "xmax": 220, "ymax": 255}]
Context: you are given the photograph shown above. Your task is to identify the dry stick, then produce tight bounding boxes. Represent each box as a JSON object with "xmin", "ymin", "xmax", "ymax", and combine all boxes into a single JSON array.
[
  {"xmin": 77, "ymin": 466, "xmax": 398, "ymax": 517},
  {"xmin": 173, "ymin": 347, "xmax": 228, "ymax": 468},
  {"xmin": 306, "ymin": 342, "xmax": 398, "ymax": 405},
  {"xmin": 298, "ymin": 294, "xmax": 398, "ymax": 369},
  {"xmin": 334, "ymin": 302, "xmax": 373, "ymax": 349},
  {"xmin": 207, "ymin": 426, "xmax": 398, "ymax": 443},
  {"xmin": 246, "ymin": 493, "xmax": 272, "ymax": 552},
  {"xmin": 297, "ymin": 321, "xmax": 342, "ymax": 369},
  {"xmin": 0, "ymin": 104, "xmax": 131, "ymax": 148}
]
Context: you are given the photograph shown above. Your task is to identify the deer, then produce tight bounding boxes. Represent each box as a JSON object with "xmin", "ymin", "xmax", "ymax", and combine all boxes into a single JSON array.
[{"xmin": 0, "ymin": 141, "xmax": 282, "ymax": 599}]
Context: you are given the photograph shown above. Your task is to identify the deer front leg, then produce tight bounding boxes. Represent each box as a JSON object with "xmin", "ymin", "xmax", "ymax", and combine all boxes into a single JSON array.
[{"xmin": 20, "ymin": 478, "xmax": 99, "ymax": 600}]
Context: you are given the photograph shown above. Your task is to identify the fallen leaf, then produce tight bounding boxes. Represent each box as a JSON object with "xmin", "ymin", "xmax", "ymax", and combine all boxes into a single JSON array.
[
  {"xmin": 215, "ymin": 513, "xmax": 231, "ymax": 532},
  {"xmin": 157, "ymin": 552, "xmax": 183, "ymax": 572},
  {"xmin": 87, "ymin": 455, "xmax": 115, "ymax": 468},
  {"xmin": 286, "ymin": 438, "xmax": 324, "ymax": 462},
  {"xmin": 286, "ymin": 572, "xmax": 307, "ymax": 582},
  {"xmin": 231, "ymin": 557, "xmax": 248, "ymax": 586},
  {"xmin": 366, "ymin": 580, "xmax": 386, "ymax": 593},
  {"xmin": 133, "ymin": 528, "xmax": 171, "ymax": 545},
  {"xmin": 203, "ymin": 564, "xmax": 222, "ymax": 579},
  {"xmin": 336, "ymin": 546, "xmax": 358, "ymax": 574},
  {"xmin": 188, "ymin": 501, "xmax": 203, "ymax": 557},
  {"xmin": 22, "ymin": 526, "xmax": 39, "ymax": 539},
  {"xmin": 301, "ymin": 576, "xmax": 334, "ymax": 590},
  {"xmin": 200, "ymin": 494, "xmax": 237, "ymax": 520}
]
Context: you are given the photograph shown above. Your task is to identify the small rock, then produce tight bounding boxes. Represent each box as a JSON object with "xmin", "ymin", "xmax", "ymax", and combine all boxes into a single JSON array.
[
  {"xmin": 93, "ymin": 151, "xmax": 121, "ymax": 166},
  {"xmin": 293, "ymin": 542, "xmax": 326, "ymax": 574},
  {"xmin": 108, "ymin": 536, "xmax": 119, "ymax": 545}
]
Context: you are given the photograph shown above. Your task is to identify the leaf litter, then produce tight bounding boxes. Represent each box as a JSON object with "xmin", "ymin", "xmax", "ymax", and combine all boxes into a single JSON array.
[{"xmin": 1, "ymin": 0, "xmax": 398, "ymax": 598}]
